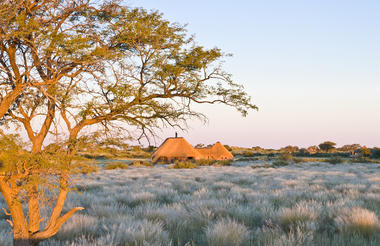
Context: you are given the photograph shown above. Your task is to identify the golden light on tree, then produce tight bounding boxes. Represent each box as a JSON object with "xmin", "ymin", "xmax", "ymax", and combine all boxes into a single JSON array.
[{"xmin": 0, "ymin": 1, "xmax": 256, "ymax": 245}]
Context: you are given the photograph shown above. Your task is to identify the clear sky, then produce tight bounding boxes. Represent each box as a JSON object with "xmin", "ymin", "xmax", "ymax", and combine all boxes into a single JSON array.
[{"xmin": 130, "ymin": 0, "xmax": 380, "ymax": 148}]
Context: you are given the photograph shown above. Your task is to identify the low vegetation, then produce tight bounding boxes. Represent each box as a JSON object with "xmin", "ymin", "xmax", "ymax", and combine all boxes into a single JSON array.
[
  {"xmin": 104, "ymin": 162, "xmax": 128, "ymax": 170},
  {"xmin": 130, "ymin": 160, "xmax": 154, "ymax": 167},
  {"xmin": 0, "ymin": 161, "xmax": 378, "ymax": 245},
  {"xmin": 170, "ymin": 161, "xmax": 198, "ymax": 169}
]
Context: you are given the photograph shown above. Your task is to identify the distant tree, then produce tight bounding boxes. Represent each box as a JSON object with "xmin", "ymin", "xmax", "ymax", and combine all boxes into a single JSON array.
[
  {"xmin": 361, "ymin": 146, "xmax": 371, "ymax": 157},
  {"xmin": 251, "ymin": 146, "xmax": 263, "ymax": 152},
  {"xmin": 371, "ymin": 148, "xmax": 380, "ymax": 158},
  {"xmin": 299, "ymin": 148, "xmax": 309, "ymax": 156},
  {"xmin": 281, "ymin": 145, "xmax": 299, "ymax": 153},
  {"xmin": 339, "ymin": 144, "xmax": 361, "ymax": 153},
  {"xmin": 195, "ymin": 143, "xmax": 205, "ymax": 148},
  {"xmin": 318, "ymin": 141, "xmax": 336, "ymax": 153},
  {"xmin": 0, "ymin": 1, "xmax": 257, "ymax": 245},
  {"xmin": 307, "ymin": 145, "xmax": 319, "ymax": 154}
]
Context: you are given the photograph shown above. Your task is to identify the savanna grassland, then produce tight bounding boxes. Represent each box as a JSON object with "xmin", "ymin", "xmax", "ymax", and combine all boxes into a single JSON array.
[{"xmin": 1, "ymin": 158, "xmax": 379, "ymax": 246}]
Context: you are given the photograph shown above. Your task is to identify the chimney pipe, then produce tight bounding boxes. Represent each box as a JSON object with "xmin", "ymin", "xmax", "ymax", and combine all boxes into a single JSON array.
[{"xmin": 175, "ymin": 132, "xmax": 178, "ymax": 138}]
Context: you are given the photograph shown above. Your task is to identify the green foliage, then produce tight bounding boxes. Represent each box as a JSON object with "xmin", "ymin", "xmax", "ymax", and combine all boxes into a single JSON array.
[
  {"xmin": 319, "ymin": 141, "xmax": 336, "ymax": 152},
  {"xmin": 251, "ymin": 163, "xmax": 271, "ymax": 169},
  {"xmin": 170, "ymin": 161, "xmax": 198, "ymax": 169},
  {"xmin": 372, "ymin": 148, "xmax": 380, "ymax": 158},
  {"xmin": 196, "ymin": 159, "xmax": 215, "ymax": 166},
  {"xmin": 325, "ymin": 157, "xmax": 345, "ymax": 164},
  {"xmin": 214, "ymin": 160, "xmax": 233, "ymax": 166},
  {"xmin": 104, "ymin": 162, "xmax": 128, "ymax": 170},
  {"xmin": 293, "ymin": 158, "xmax": 306, "ymax": 163},
  {"xmin": 272, "ymin": 160, "xmax": 290, "ymax": 167},
  {"xmin": 361, "ymin": 147, "xmax": 371, "ymax": 157}
]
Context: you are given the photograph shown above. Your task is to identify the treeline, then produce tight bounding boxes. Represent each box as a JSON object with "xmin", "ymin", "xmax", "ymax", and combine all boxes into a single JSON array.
[{"xmin": 228, "ymin": 141, "xmax": 380, "ymax": 159}]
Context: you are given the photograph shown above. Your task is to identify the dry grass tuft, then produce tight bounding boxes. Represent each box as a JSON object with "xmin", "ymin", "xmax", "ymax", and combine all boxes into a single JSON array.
[
  {"xmin": 335, "ymin": 207, "xmax": 380, "ymax": 237},
  {"xmin": 169, "ymin": 161, "xmax": 198, "ymax": 169},
  {"xmin": 205, "ymin": 218, "xmax": 249, "ymax": 246},
  {"xmin": 104, "ymin": 161, "xmax": 128, "ymax": 170}
]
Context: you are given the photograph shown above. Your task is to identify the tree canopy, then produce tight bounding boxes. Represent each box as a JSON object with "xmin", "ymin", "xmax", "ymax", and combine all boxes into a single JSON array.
[
  {"xmin": 318, "ymin": 141, "xmax": 336, "ymax": 153},
  {"xmin": 0, "ymin": 1, "xmax": 257, "ymax": 245}
]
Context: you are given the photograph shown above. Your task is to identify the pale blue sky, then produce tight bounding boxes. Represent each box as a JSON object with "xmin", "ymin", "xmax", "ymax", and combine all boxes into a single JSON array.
[{"xmin": 131, "ymin": 0, "xmax": 380, "ymax": 148}]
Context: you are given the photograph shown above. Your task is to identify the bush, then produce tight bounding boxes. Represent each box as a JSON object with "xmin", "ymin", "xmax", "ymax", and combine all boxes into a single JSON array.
[
  {"xmin": 196, "ymin": 159, "xmax": 215, "ymax": 166},
  {"xmin": 325, "ymin": 157, "xmax": 344, "ymax": 164},
  {"xmin": 279, "ymin": 153, "xmax": 294, "ymax": 161},
  {"xmin": 214, "ymin": 160, "xmax": 232, "ymax": 166},
  {"xmin": 272, "ymin": 160, "xmax": 289, "ymax": 167},
  {"xmin": 104, "ymin": 161, "xmax": 128, "ymax": 170},
  {"xmin": 170, "ymin": 161, "xmax": 198, "ymax": 169},
  {"xmin": 293, "ymin": 158, "xmax": 306, "ymax": 163},
  {"xmin": 131, "ymin": 160, "xmax": 154, "ymax": 167},
  {"xmin": 371, "ymin": 148, "xmax": 380, "ymax": 158},
  {"xmin": 78, "ymin": 162, "xmax": 99, "ymax": 174},
  {"xmin": 335, "ymin": 207, "xmax": 380, "ymax": 237},
  {"xmin": 251, "ymin": 163, "xmax": 271, "ymax": 169}
]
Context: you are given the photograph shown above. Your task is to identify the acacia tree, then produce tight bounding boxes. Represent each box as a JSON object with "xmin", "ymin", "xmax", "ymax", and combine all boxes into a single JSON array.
[
  {"xmin": 0, "ymin": 1, "xmax": 257, "ymax": 245},
  {"xmin": 318, "ymin": 141, "xmax": 336, "ymax": 153}
]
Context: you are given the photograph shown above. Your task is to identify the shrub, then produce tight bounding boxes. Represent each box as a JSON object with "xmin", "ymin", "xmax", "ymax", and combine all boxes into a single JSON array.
[
  {"xmin": 335, "ymin": 207, "xmax": 380, "ymax": 237},
  {"xmin": 214, "ymin": 160, "xmax": 232, "ymax": 166},
  {"xmin": 293, "ymin": 158, "xmax": 306, "ymax": 163},
  {"xmin": 196, "ymin": 159, "xmax": 215, "ymax": 166},
  {"xmin": 205, "ymin": 218, "xmax": 249, "ymax": 246},
  {"xmin": 251, "ymin": 163, "xmax": 271, "ymax": 169},
  {"xmin": 325, "ymin": 157, "xmax": 344, "ymax": 164},
  {"xmin": 104, "ymin": 161, "xmax": 128, "ymax": 170},
  {"xmin": 170, "ymin": 161, "xmax": 198, "ymax": 169},
  {"xmin": 279, "ymin": 153, "xmax": 294, "ymax": 161},
  {"xmin": 371, "ymin": 148, "xmax": 380, "ymax": 158},
  {"xmin": 272, "ymin": 160, "xmax": 289, "ymax": 167},
  {"xmin": 131, "ymin": 160, "xmax": 154, "ymax": 167},
  {"xmin": 77, "ymin": 162, "xmax": 99, "ymax": 174}
]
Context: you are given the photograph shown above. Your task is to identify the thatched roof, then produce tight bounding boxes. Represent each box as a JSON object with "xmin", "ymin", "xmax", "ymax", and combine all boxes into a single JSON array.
[
  {"xmin": 152, "ymin": 138, "xmax": 233, "ymax": 163},
  {"xmin": 196, "ymin": 142, "xmax": 233, "ymax": 160},
  {"xmin": 151, "ymin": 137, "xmax": 200, "ymax": 163}
]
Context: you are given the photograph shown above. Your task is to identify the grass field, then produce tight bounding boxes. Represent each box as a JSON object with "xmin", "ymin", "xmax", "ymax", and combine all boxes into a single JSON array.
[{"xmin": 1, "ymin": 161, "xmax": 380, "ymax": 245}]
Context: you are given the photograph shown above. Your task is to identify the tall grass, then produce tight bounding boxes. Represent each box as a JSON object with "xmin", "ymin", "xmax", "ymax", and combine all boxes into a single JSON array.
[{"xmin": 0, "ymin": 161, "xmax": 379, "ymax": 245}]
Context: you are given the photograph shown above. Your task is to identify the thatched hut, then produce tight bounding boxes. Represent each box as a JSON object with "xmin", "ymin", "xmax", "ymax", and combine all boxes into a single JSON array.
[
  {"xmin": 196, "ymin": 142, "xmax": 233, "ymax": 160},
  {"xmin": 151, "ymin": 137, "xmax": 200, "ymax": 163},
  {"xmin": 152, "ymin": 138, "xmax": 233, "ymax": 163}
]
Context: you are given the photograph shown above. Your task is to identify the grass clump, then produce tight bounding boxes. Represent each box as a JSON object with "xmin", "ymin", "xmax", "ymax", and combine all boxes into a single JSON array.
[
  {"xmin": 251, "ymin": 163, "xmax": 271, "ymax": 169},
  {"xmin": 293, "ymin": 158, "xmax": 306, "ymax": 163},
  {"xmin": 278, "ymin": 203, "xmax": 318, "ymax": 231},
  {"xmin": 196, "ymin": 159, "xmax": 215, "ymax": 166},
  {"xmin": 104, "ymin": 161, "xmax": 128, "ymax": 170},
  {"xmin": 325, "ymin": 157, "xmax": 344, "ymax": 164},
  {"xmin": 170, "ymin": 161, "xmax": 198, "ymax": 169},
  {"xmin": 335, "ymin": 207, "xmax": 380, "ymax": 237},
  {"xmin": 272, "ymin": 160, "xmax": 289, "ymax": 167},
  {"xmin": 205, "ymin": 218, "xmax": 249, "ymax": 246},
  {"xmin": 213, "ymin": 160, "xmax": 232, "ymax": 166},
  {"xmin": 131, "ymin": 160, "xmax": 154, "ymax": 167},
  {"xmin": 77, "ymin": 162, "xmax": 99, "ymax": 174}
]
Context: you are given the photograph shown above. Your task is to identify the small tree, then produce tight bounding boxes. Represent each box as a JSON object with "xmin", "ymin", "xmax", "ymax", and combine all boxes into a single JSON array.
[
  {"xmin": 0, "ymin": 1, "xmax": 257, "ymax": 245},
  {"xmin": 361, "ymin": 146, "xmax": 371, "ymax": 157},
  {"xmin": 318, "ymin": 141, "xmax": 336, "ymax": 153}
]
